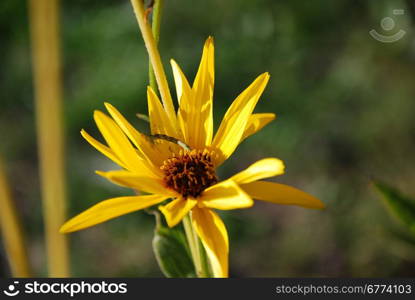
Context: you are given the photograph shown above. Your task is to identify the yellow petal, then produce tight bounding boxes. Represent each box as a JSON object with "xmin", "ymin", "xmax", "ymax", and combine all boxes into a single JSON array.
[
  {"xmin": 240, "ymin": 181, "xmax": 325, "ymax": 209},
  {"xmin": 60, "ymin": 194, "xmax": 169, "ymax": 233},
  {"xmin": 200, "ymin": 179, "xmax": 253, "ymax": 210},
  {"xmin": 212, "ymin": 72, "xmax": 270, "ymax": 165},
  {"xmin": 93, "ymin": 110, "xmax": 148, "ymax": 173},
  {"xmin": 177, "ymin": 37, "xmax": 214, "ymax": 149},
  {"xmin": 103, "ymin": 102, "xmax": 150, "ymax": 160},
  {"xmin": 231, "ymin": 158, "xmax": 284, "ymax": 185},
  {"xmin": 192, "ymin": 207, "xmax": 228, "ymax": 278},
  {"xmin": 192, "ymin": 37, "xmax": 214, "ymax": 146},
  {"xmin": 147, "ymin": 86, "xmax": 177, "ymax": 138},
  {"xmin": 81, "ymin": 129, "xmax": 126, "ymax": 169},
  {"xmin": 96, "ymin": 170, "xmax": 174, "ymax": 196},
  {"xmin": 104, "ymin": 102, "xmax": 163, "ymax": 172},
  {"xmin": 171, "ymin": 59, "xmax": 194, "ymax": 145},
  {"xmin": 171, "ymin": 59, "xmax": 192, "ymax": 106},
  {"xmin": 241, "ymin": 113, "xmax": 276, "ymax": 141},
  {"xmin": 159, "ymin": 197, "xmax": 197, "ymax": 227},
  {"xmin": 194, "ymin": 37, "xmax": 215, "ymax": 88}
]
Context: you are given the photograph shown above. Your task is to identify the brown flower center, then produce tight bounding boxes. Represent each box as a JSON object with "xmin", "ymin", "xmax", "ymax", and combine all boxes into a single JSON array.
[{"xmin": 161, "ymin": 149, "xmax": 218, "ymax": 198}]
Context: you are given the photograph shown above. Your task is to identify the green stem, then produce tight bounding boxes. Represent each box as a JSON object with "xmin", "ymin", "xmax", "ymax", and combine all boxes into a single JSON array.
[
  {"xmin": 196, "ymin": 230, "xmax": 211, "ymax": 277},
  {"xmin": 183, "ymin": 213, "xmax": 209, "ymax": 277},
  {"xmin": 130, "ymin": 0, "xmax": 177, "ymax": 126},
  {"xmin": 131, "ymin": 0, "xmax": 212, "ymax": 278},
  {"xmin": 149, "ymin": 0, "xmax": 163, "ymax": 94}
]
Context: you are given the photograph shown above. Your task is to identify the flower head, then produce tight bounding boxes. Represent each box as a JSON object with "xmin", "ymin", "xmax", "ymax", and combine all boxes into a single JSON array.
[{"xmin": 60, "ymin": 37, "xmax": 324, "ymax": 277}]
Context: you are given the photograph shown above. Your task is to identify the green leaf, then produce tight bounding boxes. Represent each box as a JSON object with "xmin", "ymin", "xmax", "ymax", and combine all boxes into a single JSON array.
[
  {"xmin": 151, "ymin": 211, "xmax": 196, "ymax": 278},
  {"xmin": 373, "ymin": 181, "xmax": 415, "ymax": 235},
  {"xmin": 386, "ymin": 223, "xmax": 415, "ymax": 248}
]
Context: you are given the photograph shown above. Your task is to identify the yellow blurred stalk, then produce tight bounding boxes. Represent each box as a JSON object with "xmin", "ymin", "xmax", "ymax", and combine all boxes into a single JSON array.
[
  {"xmin": 0, "ymin": 158, "xmax": 32, "ymax": 277},
  {"xmin": 28, "ymin": 0, "xmax": 69, "ymax": 277}
]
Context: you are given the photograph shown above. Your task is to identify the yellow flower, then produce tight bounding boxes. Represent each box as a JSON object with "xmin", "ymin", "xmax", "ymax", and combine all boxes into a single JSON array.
[{"xmin": 60, "ymin": 37, "xmax": 324, "ymax": 277}]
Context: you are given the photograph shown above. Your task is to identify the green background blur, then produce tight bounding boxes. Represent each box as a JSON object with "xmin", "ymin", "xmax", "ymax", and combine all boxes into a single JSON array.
[{"xmin": 1, "ymin": 0, "xmax": 415, "ymax": 277}]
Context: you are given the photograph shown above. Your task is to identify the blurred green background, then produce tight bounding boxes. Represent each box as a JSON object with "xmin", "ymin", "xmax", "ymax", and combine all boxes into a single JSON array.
[{"xmin": 1, "ymin": 0, "xmax": 415, "ymax": 277}]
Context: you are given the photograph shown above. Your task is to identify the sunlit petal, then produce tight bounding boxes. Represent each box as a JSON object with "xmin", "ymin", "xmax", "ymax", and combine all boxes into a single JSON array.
[
  {"xmin": 104, "ymin": 102, "xmax": 163, "ymax": 172},
  {"xmin": 159, "ymin": 197, "xmax": 197, "ymax": 227},
  {"xmin": 200, "ymin": 179, "xmax": 253, "ymax": 210},
  {"xmin": 177, "ymin": 37, "xmax": 214, "ymax": 149},
  {"xmin": 241, "ymin": 113, "xmax": 276, "ymax": 141},
  {"xmin": 147, "ymin": 86, "xmax": 178, "ymax": 138},
  {"xmin": 60, "ymin": 194, "xmax": 169, "ymax": 233},
  {"xmin": 192, "ymin": 207, "xmax": 228, "ymax": 278},
  {"xmin": 81, "ymin": 129, "xmax": 126, "ymax": 169},
  {"xmin": 231, "ymin": 158, "xmax": 284, "ymax": 185},
  {"xmin": 171, "ymin": 59, "xmax": 194, "ymax": 145},
  {"xmin": 171, "ymin": 59, "xmax": 192, "ymax": 106},
  {"xmin": 240, "ymin": 181, "xmax": 325, "ymax": 209},
  {"xmin": 96, "ymin": 170, "xmax": 174, "ymax": 196},
  {"xmin": 93, "ymin": 110, "xmax": 149, "ymax": 173},
  {"xmin": 212, "ymin": 72, "xmax": 270, "ymax": 165}
]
